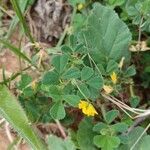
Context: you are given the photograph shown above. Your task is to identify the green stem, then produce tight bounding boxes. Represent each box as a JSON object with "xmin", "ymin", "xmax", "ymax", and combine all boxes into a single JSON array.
[
  {"xmin": 10, "ymin": 0, "xmax": 34, "ymax": 43},
  {"xmin": 129, "ymin": 84, "xmax": 135, "ymax": 97},
  {"xmin": 72, "ymin": 79, "xmax": 89, "ymax": 102},
  {"xmin": 56, "ymin": 25, "xmax": 69, "ymax": 47}
]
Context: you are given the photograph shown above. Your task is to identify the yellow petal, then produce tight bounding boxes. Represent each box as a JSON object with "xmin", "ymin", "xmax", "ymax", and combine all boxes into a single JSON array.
[
  {"xmin": 103, "ymin": 85, "xmax": 113, "ymax": 94},
  {"xmin": 78, "ymin": 101, "xmax": 98, "ymax": 117},
  {"xmin": 77, "ymin": 3, "xmax": 84, "ymax": 10},
  {"xmin": 78, "ymin": 100, "xmax": 88, "ymax": 109},
  {"xmin": 110, "ymin": 72, "xmax": 117, "ymax": 84}
]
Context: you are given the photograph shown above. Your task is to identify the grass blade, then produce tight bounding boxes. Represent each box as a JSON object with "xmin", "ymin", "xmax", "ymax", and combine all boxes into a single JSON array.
[
  {"xmin": 6, "ymin": 0, "xmax": 30, "ymax": 39},
  {"xmin": 0, "ymin": 39, "xmax": 32, "ymax": 64},
  {"xmin": 0, "ymin": 85, "xmax": 47, "ymax": 150},
  {"xmin": 10, "ymin": 0, "xmax": 34, "ymax": 43}
]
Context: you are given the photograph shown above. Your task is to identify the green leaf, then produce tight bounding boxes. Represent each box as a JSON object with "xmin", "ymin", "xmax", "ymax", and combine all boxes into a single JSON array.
[
  {"xmin": 61, "ymin": 45, "xmax": 72, "ymax": 53},
  {"xmin": 73, "ymin": 13, "xmax": 86, "ymax": 31},
  {"xmin": 10, "ymin": 0, "xmax": 34, "ymax": 42},
  {"xmin": 42, "ymin": 71, "xmax": 59, "ymax": 85},
  {"xmin": 0, "ymin": 85, "xmax": 46, "ymax": 150},
  {"xmin": 18, "ymin": 74, "xmax": 32, "ymax": 90},
  {"xmin": 108, "ymin": 0, "xmax": 125, "ymax": 7},
  {"xmin": 77, "ymin": 83, "xmax": 90, "ymax": 98},
  {"xmin": 52, "ymin": 54, "xmax": 68, "ymax": 74},
  {"xmin": 106, "ymin": 60, "xmax": 118, "ymax": 74},
  {"xmin": 125, "ymin": 65, "xmax": 136, "ymax": 77},
  {"xmin": 62, "ymin": 67, "xmax": 80, "ymax": 79},
  {"xmin": 127, "ymin": 127, "xmax": 147, "ymax": 150},
  {"xmin": 105, "ymin": 110, "xmax": 119, "ymax": 124},
  {"xmin": 68, "ymin": 0, "xmax": 85, "ymax": 6},
  {"xmin": 111, "ymin": 123, "xmax": 128, "ymax": 133},
  {"xmin": 93, "ymin": 122, "xmax": 108, "ymax": 133},
  {"xmin": 48, "ymin": 86, "xmax": 63, "ymax": 102},
  {"xmin": 50, "ymin": 102, "xmax": 66, "ymax": 120},
  {"xmin": 63, "ymin": 95, "xmax": 80, "ymax": 107},
  {"xmin": 129, "ymin": 96, "xmax": 140, "ymax": 108},
  {"xmin": 93, "ymin": 135, "xmax": 120, "ymax": 150},
  {"xmin": 77, "ymin": 118, "xmax": 96, "ymax": 150},
  {"xmin": 6, "ymin": 0, "xmax": 31, "ymax": 38},
  {"xmin": 47, "ymin": 135, "xmax": 76, "ymax": 150},
  {"xmin": 140, "ymin": 135, "xmax": 150, "ymax": 150},
  {"xmin": 80, "ymin": 3, "xmax": 131, "ymax": 61},
  {"xmin": 86, "ymin": 76, "xmax": 103, "ymax": 90},
  {"xmin": 81, "ymin": 66, "xmax": 94, "ymax": 80}
]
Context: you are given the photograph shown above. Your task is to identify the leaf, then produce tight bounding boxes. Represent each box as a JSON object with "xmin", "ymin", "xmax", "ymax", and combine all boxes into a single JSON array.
[
  {"xmin": 0, "ymin": 39, "xmax": 32, "ymax": 64},
  {"xmin": 18, "ymin": 74, "xmax": 32, "ymax": 90},
  {"xmin": 106, "ymin": 60, "xmax": 118, "ymax": 74},
  {"xmin": 139, "ymin": 135, "xmax": 150, "ymax": 150},
  {"xmin": 80, "ymin": 3, "xmax": 131, "ymax": 62},
  {"xmin": 10, "ymin": 0, "xmax": 34, "ymax": 42},
  {"xmin": 62, "ymin": 67, "xmax": 80, "ymax": 79},
  {"xmin": 68, "ymin": 0, "xmax": 85, "ymax": 6},
  {"xmin": 6, "ymin": 0, "xmax": 31, "ymax": 38},
  {"xmin": 63, "ymin": 95, "xmax": 80, "ymax": 107},
  {"xmin": 81, "ymin": 66, "xmax": 94, "ymax": 80},
  {"xmin": 86, "ymin": 76, "xmax": 103, "ymax": 90},
  {"xmin": 42, "ymin": 71, "xmax": 59, "ymax": 85},
  {"xmin": 108, "ymin": 0, "xmax": 125, "ymax": 7},
  {"xmin": 93, "ymin": 135, "xmax": 120, "ymax": 150},
  {"xmin": 48, "ymin": 85, "xmax": 63, "ymax": 102},
  {"xmin": 105, "ymin": 110, "xmax": 119, "ymax": 124},
  {"xmin": 77, "ymin": 83, "xmax": 90, "ymax": 99},
  {"xmin": 111, "ymin": 123, "xmax": 128, "ymax": 133},
  {"xmin": 61, "ymin": 45, "xmax": 72, "ymax": 53},
  {"xmin": 125, "ymin": 65, "xmax": 136, "ymax": 77},
  {"xmin": 77, "ymin": 118, "xmax": 96, "ymax": 150},
  {"xmin": 50, "ymin": 102, "xmax": 66, "ymax": 120},
  {"xmin": 47, "ymin": 135, "xmax": 76, "ymax": 150},
  {"xmin": 52, "ymin": 54, "xmax": 68, "ymax": 74},
  {"xmin": 73, "ymin": 13, "xmax": 86, "ymax": 31},
  {"xmin": 0, "ymin": 85, "xmax": 46, "ymax": 150},
  {"xmin": 127, "ymin": 127, "xmax": 147, "ymax": 150},
  {"xmin": 93, "ymin": 122, "xmax": 108, "ymax": 133}
]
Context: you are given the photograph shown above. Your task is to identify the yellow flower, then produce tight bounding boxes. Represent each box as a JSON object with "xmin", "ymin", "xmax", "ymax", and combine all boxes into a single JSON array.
[
  {"xmin": 110, "ymin": 72, "xmax": 117, "ymax": 84},
  {"xmin": 31, "ymin": 80, "xmax": 37, "ymax": 90},
  {"xmin": 77, "ymin": 3, "xmax": 84, "ymax": 11},
  {"xmin": 103, "ymin": 85, "xmax": 113, "ymax": 94},
  {"xmin": 78, "ymin": 100, "xmax": 98, "ymax": 116}
]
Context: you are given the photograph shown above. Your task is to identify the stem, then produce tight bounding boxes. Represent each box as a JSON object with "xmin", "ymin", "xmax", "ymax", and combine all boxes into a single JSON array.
[
  {"xmin": 55, "ymin": 120, "xmax": 67, "ymax": 139},
  {"xmin": 137, "ymin": 16, "xmax": 144, "ymax": 52},
  {"xmin": 56, "ymin": 25, "xmax": 69, "ymax": 47},
  {"xmin": 129, "ymin": 84, "xmax": 135, "ymax": 97},
  {"xmin": 72, "ymin": 79, "xmax": 89, "ymax": 101}
]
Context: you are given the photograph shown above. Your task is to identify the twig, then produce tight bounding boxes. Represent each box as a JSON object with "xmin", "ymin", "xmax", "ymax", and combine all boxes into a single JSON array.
[
  {"xmin": 130, "ymin": 123, "xmax": 150, "ymax": 150},
  {"xmin": 0, "ymin": 118, "xmax": 5, "ymax": 125},
  {"xmin": 55, "ymin": 120, "xmax": 67, "ymax": 139},
  {"xmin": 5, "ymin": 122, "xmax": 13, "ymax": 143},
  {"xmin": 127, "ymin": 116, "xmax": 149, "ymax": 135}
]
